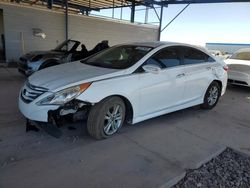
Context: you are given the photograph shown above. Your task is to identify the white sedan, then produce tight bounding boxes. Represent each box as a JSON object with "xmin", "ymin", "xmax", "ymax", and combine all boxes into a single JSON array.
[
  {"xmin": 225, "ymin": 48, "xmax": 250, "ymax": 87},
  {"xmin": 19, "ymin": 42, "xmax": 228, "ymax": 139}
]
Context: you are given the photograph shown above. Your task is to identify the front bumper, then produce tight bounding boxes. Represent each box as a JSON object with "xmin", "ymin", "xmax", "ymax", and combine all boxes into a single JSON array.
[
  {"xmin": 228, "ymin": 71, "xmax": 250, "ymax": 86},
  {"xmin": 18, "ymin": 67, "xmax": 34, "ymax": 76},
  {"xmin": 26, "ymin": 119, "xmax": 63, "ymax": 138},
  {"xmin": 17, "ymin": 61, "xmax": 35, "ymax": 76},
  {"xmin": 19, "ymin": 92, "xmax": 60, "ymax": 122},
  {"xmin": 17, "ymin": 59, "xmax": 41, "ymax": 76}
]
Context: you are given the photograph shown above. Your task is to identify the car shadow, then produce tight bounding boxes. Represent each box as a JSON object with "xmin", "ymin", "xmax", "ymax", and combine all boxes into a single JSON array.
[{"xmin": 227, "ymin": 84, "xmax": 250, "ymax": 93}]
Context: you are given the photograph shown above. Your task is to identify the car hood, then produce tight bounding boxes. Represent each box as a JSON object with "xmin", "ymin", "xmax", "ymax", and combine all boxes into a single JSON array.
[{"xmin": 28, "ymin": 62, "xmax": 126, "ymax": 91}]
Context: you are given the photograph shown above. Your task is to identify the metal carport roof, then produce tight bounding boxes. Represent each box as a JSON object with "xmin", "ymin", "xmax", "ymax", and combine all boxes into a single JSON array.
[
  {"xmin": 7, "ymin": 0, "xmax": 250, "ymax": 40},
  {"xmin": 8, "ymin": 0, "xmax": 250, "ymax": 11}
]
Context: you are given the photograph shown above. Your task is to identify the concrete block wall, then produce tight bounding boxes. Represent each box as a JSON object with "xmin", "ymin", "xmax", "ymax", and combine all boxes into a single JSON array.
[{"xmin": 0, "ymin": 3, "xmax": 158, "ymax": 62}]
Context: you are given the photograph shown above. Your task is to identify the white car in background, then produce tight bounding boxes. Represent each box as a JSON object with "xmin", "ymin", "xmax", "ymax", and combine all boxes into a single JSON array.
[
  {"xmin": 225, "ymin": 48, "xmax": 250, "ymax": 87},
  {"xmin": 19, "ymin": 42, "xmax": 228, "ymax": 139}
]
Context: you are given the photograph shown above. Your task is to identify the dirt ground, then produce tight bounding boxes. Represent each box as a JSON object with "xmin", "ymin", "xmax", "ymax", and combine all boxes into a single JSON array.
[{"xmin": 0, "ymin": 67, "xmax": 250, "ymax": 188}]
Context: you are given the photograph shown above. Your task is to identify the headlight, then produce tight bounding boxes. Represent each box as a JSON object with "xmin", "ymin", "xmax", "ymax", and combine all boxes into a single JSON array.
[
  {"xmin": 37, "ymin": 83, "xmax": 91, "ymax": 105},
  {"xmin": 31, "ymin": 55, "xmax": 43, "ymax": 62}
]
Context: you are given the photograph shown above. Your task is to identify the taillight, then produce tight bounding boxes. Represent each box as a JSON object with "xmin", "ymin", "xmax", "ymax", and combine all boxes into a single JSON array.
[{"xmin": 223, "ymin": 65, "xmax": 229, "ymax": 71}]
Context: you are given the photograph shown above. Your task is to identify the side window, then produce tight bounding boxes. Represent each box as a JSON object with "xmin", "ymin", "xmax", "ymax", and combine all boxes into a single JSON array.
[
  {"xmin": 137, "ymin": 47, "xmax": 181, "ymax": 73},
  {"xmin": 183, "ymin": 47, "xmax": 213, "ymax": 65},
  {"xmin": 145, "ymin": 47, "xmax": 181, "ymax": 68}
]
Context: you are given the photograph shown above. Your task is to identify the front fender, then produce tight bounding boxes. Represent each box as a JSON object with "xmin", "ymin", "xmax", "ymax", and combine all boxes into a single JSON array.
[{"xmin": 76, "ymin": 74, "xmax": 140, "ymax": 118}]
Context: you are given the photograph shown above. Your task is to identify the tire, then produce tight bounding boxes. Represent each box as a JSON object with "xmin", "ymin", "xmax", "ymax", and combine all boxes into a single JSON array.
[
  {"xmin": 201, "ymin": 81, "xmax": 221, "ymax": 109},
  {"xmin": 87, "ymin": 97, "xmax": 126, "ymax": 140}
]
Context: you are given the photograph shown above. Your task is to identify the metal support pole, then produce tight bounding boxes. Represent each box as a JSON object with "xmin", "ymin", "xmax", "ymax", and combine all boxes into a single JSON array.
[
  {"xmin": 130, "ymin": 0, "xmax": 135, "ymax": 23},
  {"xmin": 120, "ymin": 0, "xmax": 123, "ymax": 20},
  {"xmin": 47, "ymin": 0, "xmax": 53, "ymax": 9},
  {"xmin": 144, "ymin": 6, "xmax": 149, "ymax": 24},
  {"xmin": 152, "ymin": 5, "xmax": 160, "ymax": 21},
  {"xmin": 87, "ymin": 0, "xmax": 91, "ymax": 16},
  {"xmin": 120, "ymin": 6, "xmax": 123, "ymax": 19},
  {"xmin": 157, "ymin": 4, "xmax": 163, "ymax": 41},
  {"xmin": 112, "ymin": 0, "xmax": 115, "ymax": 18},
  {"xmin": 65, "ymin": 0, "xmax": 68, "ymax": 42},
  {"xmin": 161, "ymin": 4, "xmax": 190, "ymax": 32}
]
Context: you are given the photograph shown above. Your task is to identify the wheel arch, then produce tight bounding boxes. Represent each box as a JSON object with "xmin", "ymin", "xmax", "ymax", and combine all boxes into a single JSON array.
[
  {"xmin": 212, "ymin": 79, "xmax": 222, "ymax": 94},
  {"xmin": 202, "ymin": 79, "xmax": 223, "ymax": 103},
  {"xmin": 98, "ymin": 95, "xmax": 134, "ymax": 124}
]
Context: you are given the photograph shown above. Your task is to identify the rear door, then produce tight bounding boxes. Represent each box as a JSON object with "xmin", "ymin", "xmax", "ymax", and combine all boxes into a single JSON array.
[
  {"xmin": 138, "ymin": 46, "xmax": 186, "ymax": 116},
  {"xmin": 181, "ymin": 46, "xmax": 216, "ymax": 103}
]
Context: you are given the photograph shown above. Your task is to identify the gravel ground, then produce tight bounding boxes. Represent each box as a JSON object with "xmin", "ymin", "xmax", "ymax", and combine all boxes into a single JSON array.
[{"xmin": 174, "ymin": 148, "xmax": 250, "ymax": 188}]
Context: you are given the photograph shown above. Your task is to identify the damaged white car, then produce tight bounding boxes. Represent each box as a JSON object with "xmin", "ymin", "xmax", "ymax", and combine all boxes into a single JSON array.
[
  {"xmin": 225, "ymin": 48, "xmax": 250, "ymax": 87},
  {"xmin": 19, "ymin": 42, "xmax": 228, "ymax": 139}
]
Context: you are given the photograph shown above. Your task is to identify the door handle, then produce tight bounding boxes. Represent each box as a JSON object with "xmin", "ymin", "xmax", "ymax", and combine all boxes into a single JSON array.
[{"xmin": 176, "ymin": 73, "xmax": 185, "ymax": 78}]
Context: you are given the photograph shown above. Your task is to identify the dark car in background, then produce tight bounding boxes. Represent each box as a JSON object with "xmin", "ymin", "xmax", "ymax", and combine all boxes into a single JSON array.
[{"xmin": 18, "ymin": 39, "xmax": 109, "ymax": 76}]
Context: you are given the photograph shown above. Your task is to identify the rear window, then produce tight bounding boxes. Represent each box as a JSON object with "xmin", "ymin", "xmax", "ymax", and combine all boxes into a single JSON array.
[{"xmin": 183, "ymin": 47, "xmax": 215, "ymax": 65}]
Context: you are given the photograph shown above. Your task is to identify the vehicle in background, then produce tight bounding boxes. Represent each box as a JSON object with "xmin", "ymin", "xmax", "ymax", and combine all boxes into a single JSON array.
[
  {"xmin": 19, "ymin": 42, "xmax": 228, "ymax": 139},
  {"xmin": 209, "ymin": 50, "xmax": 231, "ymax": 60},
  {"xmin": 225, "ymin": 48, "xmax": 250, "ymax": 87},
  {"xmin": 17, "ymin": 39, "xmax": 109, "ymax": 76}
]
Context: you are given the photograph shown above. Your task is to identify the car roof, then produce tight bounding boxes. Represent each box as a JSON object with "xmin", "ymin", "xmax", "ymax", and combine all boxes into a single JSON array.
[
  {"xmin": 126, "ymin": 41, "xmax": 184, "ymax": 48},
  {"xmin": 123, "ymin": 41, "xmax": 204, "ymax": 49},
  {"xmin": 117, "ymin": 42, "xmax": 212, "ymax": 56}
]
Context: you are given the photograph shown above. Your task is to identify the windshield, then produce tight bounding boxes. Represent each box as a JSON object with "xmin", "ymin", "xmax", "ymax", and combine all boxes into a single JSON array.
[
  {"xmin": 81, "ymin": 45, "xmax": 153, "ymax": 69},
  {"xmin": 230, "ymin": 52, "xmax": 250, "ymax": 61},
  {"xmin": 54, "ymin": 40, "xmax": 79, "ymax": 52}
]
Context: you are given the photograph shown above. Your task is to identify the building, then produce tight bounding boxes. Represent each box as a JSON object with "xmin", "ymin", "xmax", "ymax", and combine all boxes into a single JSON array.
[
  {"xmin": 0, "ymin": 2, "xmax": 158, "ymax": 62},
  {"xmin": 206, "ymin": 42, "xmax": 250, "ymax": 54}
]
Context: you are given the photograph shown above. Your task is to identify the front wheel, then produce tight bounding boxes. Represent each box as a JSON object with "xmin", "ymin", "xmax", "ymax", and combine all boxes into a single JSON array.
[
  {"xmin": 201, "ymin": 81, "xmax": 221, "ymax": 109},
  {"xmin": 87, "ymin": 97, "xmax": 126, "ymax": 139}
]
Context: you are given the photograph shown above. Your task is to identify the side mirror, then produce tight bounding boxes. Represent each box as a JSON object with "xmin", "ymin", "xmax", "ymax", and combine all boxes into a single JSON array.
[{"xmin": 142, "ymin": 64, "xmax": 161, "ymax": 74}]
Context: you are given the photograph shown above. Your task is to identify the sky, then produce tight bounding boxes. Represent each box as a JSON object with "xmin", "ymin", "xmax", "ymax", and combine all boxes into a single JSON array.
[{"xmin": 91, "ymin": 2, "xmax": 250, "ymax": 46}]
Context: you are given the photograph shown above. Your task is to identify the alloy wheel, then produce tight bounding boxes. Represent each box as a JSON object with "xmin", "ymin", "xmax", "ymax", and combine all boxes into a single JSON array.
[
  {"xmin": 103, "ymin": 104, "xmax": 123, "ymax": 135},
  {"xmin": 207, "ymin": 86, "xmax": 219, "ymax": 106}
]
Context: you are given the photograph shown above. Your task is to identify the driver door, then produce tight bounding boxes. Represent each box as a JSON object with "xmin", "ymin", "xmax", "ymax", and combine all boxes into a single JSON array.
[{"xmin": 138, "ymin": 47, "xmax": 186, "ymax": 117}]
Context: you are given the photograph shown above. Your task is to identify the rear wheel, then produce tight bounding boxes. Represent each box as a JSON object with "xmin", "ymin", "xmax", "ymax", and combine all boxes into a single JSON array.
[
  {"xmin": 87, "ymin": 97, "xmax": 125, "ymax": 139},
  {"xmin": 201, "ymin": 81, "xmax": 221, "ymax": 109}
]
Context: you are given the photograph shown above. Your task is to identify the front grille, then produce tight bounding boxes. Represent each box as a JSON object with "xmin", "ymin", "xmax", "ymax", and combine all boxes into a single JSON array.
[{"xmin": 21, "ymin": 82, "xmax": 48, "ymax": 103}]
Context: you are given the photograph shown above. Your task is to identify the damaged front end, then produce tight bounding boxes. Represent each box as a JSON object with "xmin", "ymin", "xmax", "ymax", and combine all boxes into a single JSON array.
[{"xmin": 26, "ymin": 99, "xmax": 92, "ymax": 138}]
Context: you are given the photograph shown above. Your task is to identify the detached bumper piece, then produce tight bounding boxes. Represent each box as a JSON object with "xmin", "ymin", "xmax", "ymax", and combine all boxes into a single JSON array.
[
  {"xmin": 25, "ymin": 100, "xmax": 91, "ymax": 138},
  {"xmin": 26, "ymin": 119, "xmax": 39, "ymax": 132},
  {"xmin": 40, "ymin": 123, "xmax": 62, "ymax": 138},
  {"xmin": 26, "ymin": 119, "xmax": 62, "ymax": 138}
]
